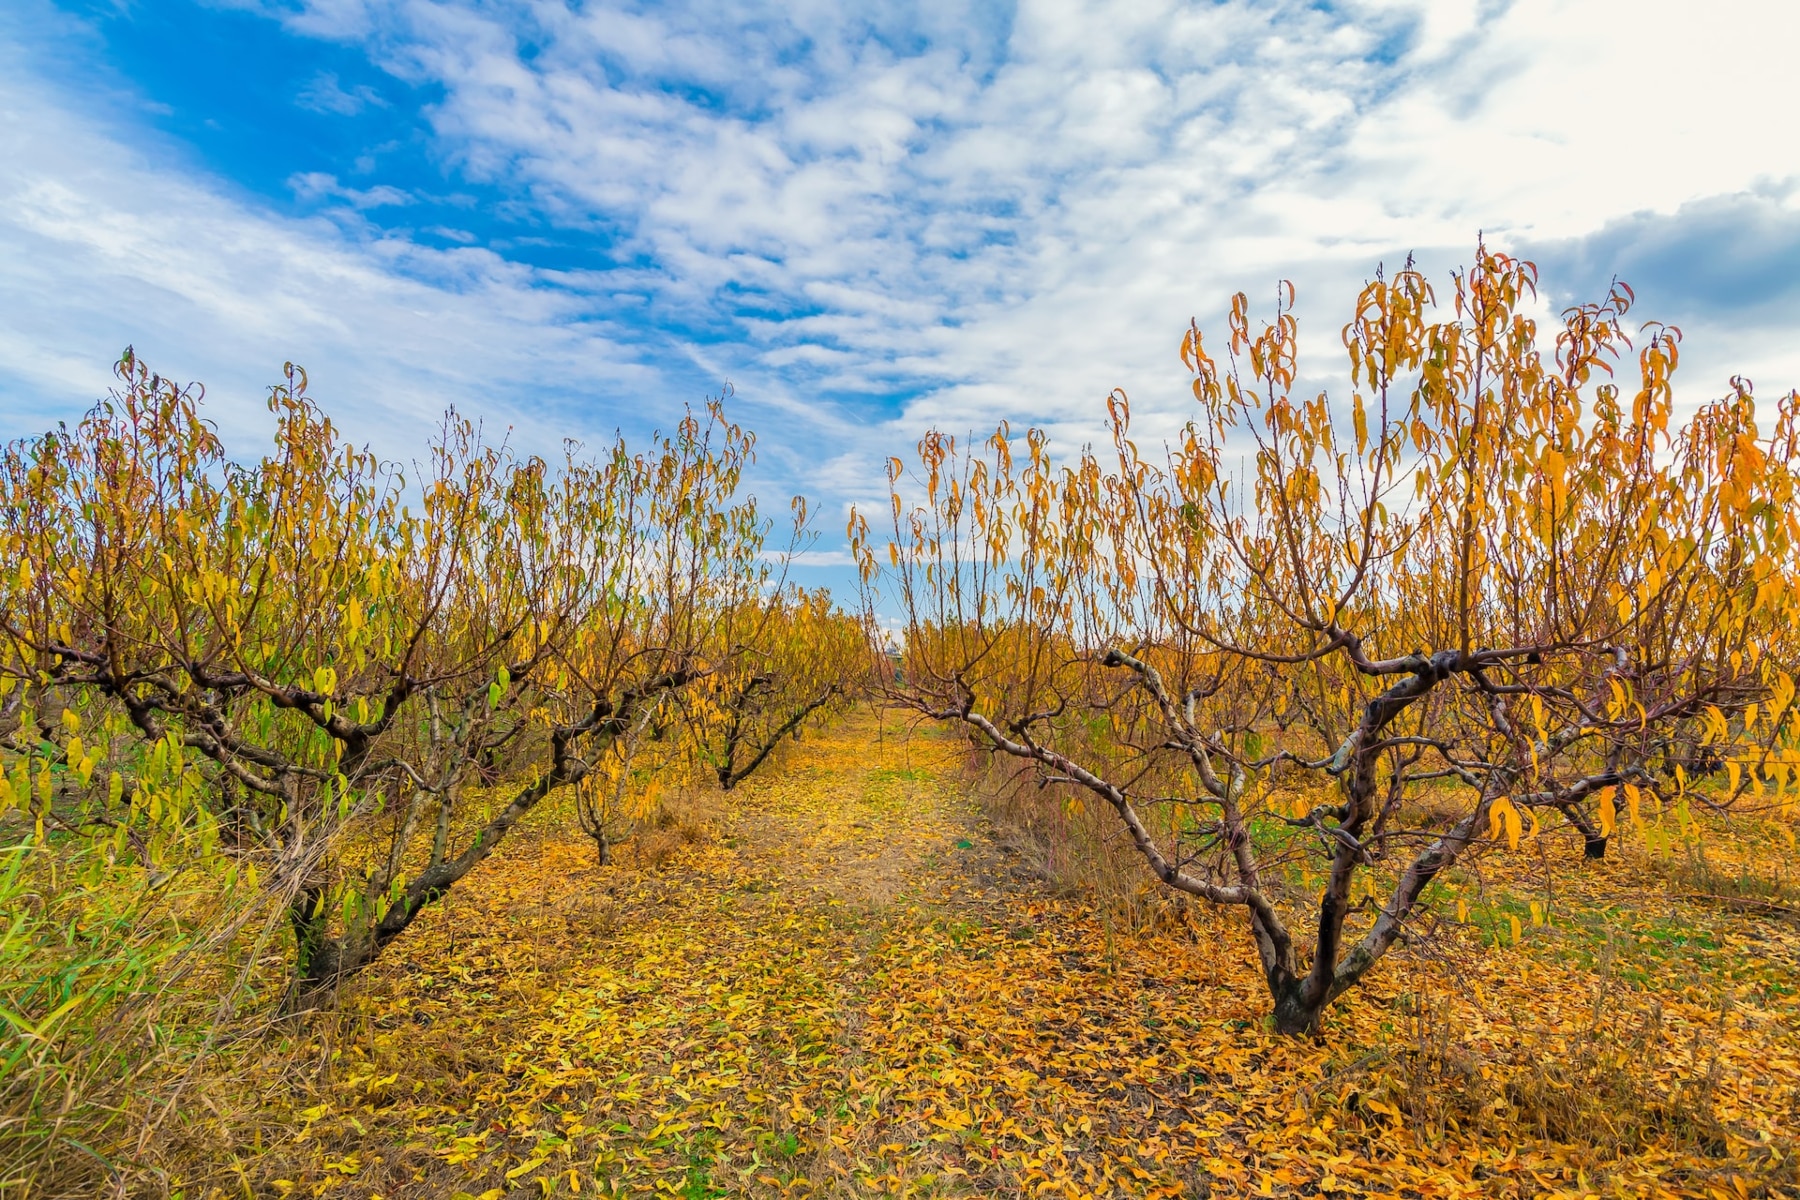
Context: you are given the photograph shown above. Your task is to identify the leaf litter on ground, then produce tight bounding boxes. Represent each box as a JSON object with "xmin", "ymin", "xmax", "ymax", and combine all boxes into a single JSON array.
[{"xmin": 235, "ymin": 712, "xmax": 1798, "ymax": 1200}]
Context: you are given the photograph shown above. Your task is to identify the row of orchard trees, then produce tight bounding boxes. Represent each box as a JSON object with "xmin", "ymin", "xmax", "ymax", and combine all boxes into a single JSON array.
[
  {"xmin": 858, "ymin": 250, "xmax": 1800, "ymax": 1034},
  {"xmin": 0, "ymin": 353, "xmax": 869, "ymax": 1006},
  {"xmin": 4, "ymin": 249, "xmax": 1796, "ymax": 1043}
]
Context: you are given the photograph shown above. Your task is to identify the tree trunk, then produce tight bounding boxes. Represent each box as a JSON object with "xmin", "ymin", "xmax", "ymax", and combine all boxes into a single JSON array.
[
  {"xmin": 284, "ymin": 932, "xmax": 379, "ymax": 1014},
  {"xmin": 1561, "ymin": 802, "xmax": 1608, "ymax": 861},
  {"xmin": 283, "ymin": 886, "xmax": 343, "ymax": 1015},
  {"xmin": 1270, "ymin": 982, "xmax": 1325, "ymax": 1036},
  {"xmin": 288, "ymin": 886, "xmax": 325, "ymax": 975}
]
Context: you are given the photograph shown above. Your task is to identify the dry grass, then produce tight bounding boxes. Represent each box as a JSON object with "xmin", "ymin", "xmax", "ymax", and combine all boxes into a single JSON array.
[
  {"xmin": 0, "ymin": 838, "xmax": 301, "ymax": 1200},
  {"xmin": 628, "ymin": 784, "xmax": 722, "ymax": 869},
  {"xmin": 1333, "ymin": 962, "xmax": 1733, "ymax": 1162}
]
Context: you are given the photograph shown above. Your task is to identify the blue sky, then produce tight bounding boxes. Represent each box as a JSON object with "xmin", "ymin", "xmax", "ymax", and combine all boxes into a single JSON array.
[{"xmin": 4, "ymin": 0, "xmax": 1800, "ymax": 589}]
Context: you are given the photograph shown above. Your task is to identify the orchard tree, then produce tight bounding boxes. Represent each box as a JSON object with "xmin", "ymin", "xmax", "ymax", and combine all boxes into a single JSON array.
[
  {"xmin": 294, "ymin": 395, "xmax": 773, "ymax": 991},
  {"xmin": 568, "ymin": 692, "xmax": 671, "ymax": 865},
  {"xmin": 569, "ymin": 568, "xmax": 870, "ymax": 861},
  {"xmin": 0, "ymin": 353, "xmax": 780, "ymax": 1005},
  {"xmin": 1, "ymin": 357, "xmax": 435, "ymax": 971},
  {"xmin": 688, "ymin": 582, "xmax": 871, "ymax": 792},
  {"xmin": 854, "ymin": 250, "xmax": 1800, "ymax": 1034}
]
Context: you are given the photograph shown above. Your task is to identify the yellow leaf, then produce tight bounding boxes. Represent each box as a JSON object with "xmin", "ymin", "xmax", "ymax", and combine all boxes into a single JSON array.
[
  {"xmin": 1597, "ymin": 787, "xmax": 1617, "ymax": 838},
  {"xmin": 1488, "ymin": 797, "xmax": 1522, "ymax": 850},
  {"xmin": 1509, "ymin": 914, "xmax": 1522, "ymax": 944},
  {"xmin": 505, "ymin": 1156, "xmax": 549, "ymax": 1181}
]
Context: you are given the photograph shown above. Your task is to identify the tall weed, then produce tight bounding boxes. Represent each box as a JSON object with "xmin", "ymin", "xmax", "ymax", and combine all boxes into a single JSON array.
[{"xmin": 0, "ymin": 836, "xmax": 279, "ymax": 1198}]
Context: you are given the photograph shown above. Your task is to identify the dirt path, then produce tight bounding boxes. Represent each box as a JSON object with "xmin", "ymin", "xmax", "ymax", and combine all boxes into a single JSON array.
[
  {"xmin": 293, "ymin": 712, "xmax": 1087, "ymax": 1197},
  {"xmin": 266, "ymin": 711, "xmax": 1798, "ymax": 1200}
]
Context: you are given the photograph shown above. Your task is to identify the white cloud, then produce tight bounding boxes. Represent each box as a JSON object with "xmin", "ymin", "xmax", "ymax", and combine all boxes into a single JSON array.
[
  {"xmin": 264, "ymin": 1, "xmax": 1796, "ymax": 426},
  {"xmin": 774, "ymin": 549, "xmax": 856, "ymax": 568},
  {"xmin": 0, "ymin": 61, "xmax": 677, "ymax": 459},
  {"xmin": 295, "ymin": 70, "xmax": 387, "ymax": 116},
  {"xmin": 287, "ymin": 171, "xmax": 414, "ymax": 208}
]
